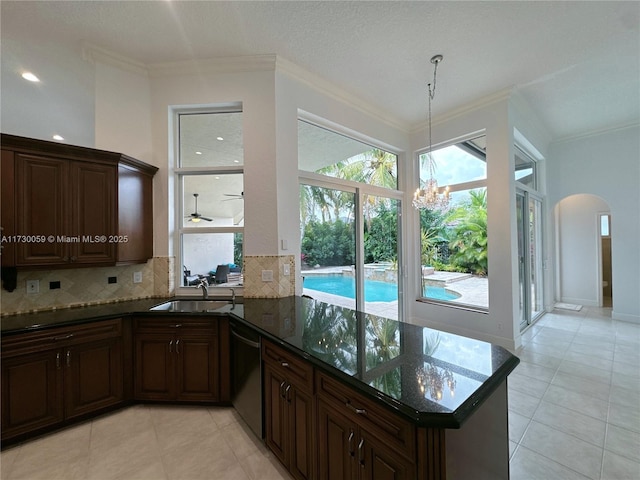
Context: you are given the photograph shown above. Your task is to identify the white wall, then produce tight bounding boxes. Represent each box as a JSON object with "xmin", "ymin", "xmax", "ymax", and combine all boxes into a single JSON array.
[
  {"xmin": 93, "ymin": 58, "xmax": 153, "ymax": 163},
  {"xmin": 548, "ymin": 126, "xmax": 640, "ymax": 322},
  {"xmin": 0, "ymin": 36, "xmax": 95, "ymax": 147},
  {"xmin": 555, "ymin": 194, "xmax": 610, "ymax": 306}
]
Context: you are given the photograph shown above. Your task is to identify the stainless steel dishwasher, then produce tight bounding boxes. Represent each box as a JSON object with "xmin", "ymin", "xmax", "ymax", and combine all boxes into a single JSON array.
[{"xmin": 230, "ymin": 321, "xmax": 262, "ymax": 438}]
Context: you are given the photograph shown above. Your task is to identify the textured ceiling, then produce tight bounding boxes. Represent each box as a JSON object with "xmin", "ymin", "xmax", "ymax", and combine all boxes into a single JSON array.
[{"xmin": 1, "ymin": 1, "xmax": 639, "ymax": 140}]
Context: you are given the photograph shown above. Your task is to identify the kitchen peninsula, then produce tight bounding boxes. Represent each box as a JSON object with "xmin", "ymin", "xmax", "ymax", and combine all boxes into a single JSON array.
[{"xmin": 1, "ymin": 296, "xmax": 519, "ymax": 479}]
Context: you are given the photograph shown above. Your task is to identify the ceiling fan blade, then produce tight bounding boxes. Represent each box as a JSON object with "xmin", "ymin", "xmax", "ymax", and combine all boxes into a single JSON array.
[{"xmin": 200, "ymin": 216, "xmax": 213, "ymax": 221}]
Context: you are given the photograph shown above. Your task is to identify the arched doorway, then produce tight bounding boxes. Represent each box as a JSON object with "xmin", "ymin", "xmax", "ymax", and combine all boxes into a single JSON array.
[{"xmin": 554, "ymin": 194, "xmax": 612, "ymax": 308}]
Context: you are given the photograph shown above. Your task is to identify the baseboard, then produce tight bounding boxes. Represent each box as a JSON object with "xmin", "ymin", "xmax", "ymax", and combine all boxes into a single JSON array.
[{"xmin": 612, "ymin": 310, "xmax": 640, "ymax": 324}]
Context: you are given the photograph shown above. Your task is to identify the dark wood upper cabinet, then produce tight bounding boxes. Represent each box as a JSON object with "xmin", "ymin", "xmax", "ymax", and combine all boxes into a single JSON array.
[
  {"xmin": 1, "ymin": 149, "xmax": 17, "ymax": 266},
  {"xmin": 0, "ymin": 134, "xmax": 158, "ymax": 269}
]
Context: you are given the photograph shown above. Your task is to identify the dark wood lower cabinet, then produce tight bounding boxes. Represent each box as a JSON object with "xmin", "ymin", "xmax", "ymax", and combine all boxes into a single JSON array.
[
  {"xmin": 1, "ymin": 319, "xmax": 124, "ymax": 444},
  {"xmin": 263, "ymin": 340, "xmax": 315, "ymax": 480},
  {"xmin": 317, "ymin": 397, "xmax": 414, "ymax": 480},
  {"xmin": 315, "ymin": 372, "xmax": 417, "ymax": 480},
  {"xmin": 133, "ymin": 317, "xmax": 222, "ymax": 402},
  {"xmin": 1, "ymin": 349, "xmax": 63, "ymax": 439}
]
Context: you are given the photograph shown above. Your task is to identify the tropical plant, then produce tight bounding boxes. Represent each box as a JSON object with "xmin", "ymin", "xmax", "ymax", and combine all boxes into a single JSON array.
[
  {"xmin": 364, "ymin": 201, "xmax": 398, "ymax": 263},
  {"xmin": 446, "ymin": 189, "xmax": 488, "ymax": 275},
  {"xmin": 419, "ymin": 208, "xmax": 447, "ymax": 266},
  {"xmin": 301, "ymin": 219, "xmax": 355, "ymax": 266}
]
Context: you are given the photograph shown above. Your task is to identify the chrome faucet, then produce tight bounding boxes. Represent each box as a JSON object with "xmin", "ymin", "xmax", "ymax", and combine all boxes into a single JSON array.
[
  {"xmin": 229, "ymin": 288, "xmax": 236, "ymax": 308},
  {"xmin": 198, "ymin": 278, "xmax": 209, "ymax": 299}
]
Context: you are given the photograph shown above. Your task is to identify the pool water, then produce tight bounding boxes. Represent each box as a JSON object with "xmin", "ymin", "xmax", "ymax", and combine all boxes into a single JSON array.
[{"xmin": 303, "ymin": 275, "xmax": 459, "ymax": 302}]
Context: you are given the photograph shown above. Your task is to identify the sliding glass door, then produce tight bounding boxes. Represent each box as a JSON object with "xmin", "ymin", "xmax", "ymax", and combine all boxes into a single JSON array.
[
  {"xmin": 517, "ymin": 190, "xmax": 544, "ymax": 330},
  {"xmin": 300, "ymin": 184, "xmax": 402, "ymax": 320}
]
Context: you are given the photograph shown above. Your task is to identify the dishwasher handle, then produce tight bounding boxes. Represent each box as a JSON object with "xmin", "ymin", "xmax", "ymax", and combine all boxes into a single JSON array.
[{"xmin": 230, "ymin": 329, "xmax": 261, "ymax": 349}]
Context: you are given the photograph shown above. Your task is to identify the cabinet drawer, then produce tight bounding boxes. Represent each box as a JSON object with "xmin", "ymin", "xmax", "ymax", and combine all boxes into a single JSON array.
[
  {"xmin": 317, "ymin": 371, "xmax": 416, "ymax": 461},
  {"xmin": 2, "ymin": 319, "xmax": 122, "ymax": 357},
  {"xmin": 262, "ymin": 340, "xmax": 314, "ymax": 393},
  {"xmin": 134, "ymin": 316, "xmax": 218, "ymax": 335}
]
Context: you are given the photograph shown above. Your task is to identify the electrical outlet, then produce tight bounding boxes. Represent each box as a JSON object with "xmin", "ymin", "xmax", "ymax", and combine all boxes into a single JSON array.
[
  {"xmin": 261, "ymin": 269, "xmax": 273, "ymax": 282},
  {"xmin": 283, "ymin": 264, "xmax": 290, "ymax": 276},
  {"xmin": 26, "ymin": 280, "xmax": 39, "ymax": 294},
  {"xmin": 133, "ymin": 271, "xmax": 143, "ymax": 284}
]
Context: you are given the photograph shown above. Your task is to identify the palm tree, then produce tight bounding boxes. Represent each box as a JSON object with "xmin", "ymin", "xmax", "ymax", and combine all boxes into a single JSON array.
[{"xmin": 446, "ymin": 189, "xmax": 488, "ymax": 275}]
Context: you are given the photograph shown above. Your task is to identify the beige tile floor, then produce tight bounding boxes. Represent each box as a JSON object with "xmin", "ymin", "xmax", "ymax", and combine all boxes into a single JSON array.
[
  {"xmin": 509, "ymin": 305, "xmax": 640, "ymax": 479},
  {"xmin": 0, "ymin": 406, "xmax": 290, "ymax": 480},
  {"xmin": 1, "ymin": 306, "xmax": 638, "ymax": 479}
]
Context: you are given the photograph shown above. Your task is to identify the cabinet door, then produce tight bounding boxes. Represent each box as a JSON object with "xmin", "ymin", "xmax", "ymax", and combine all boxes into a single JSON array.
[
  {"xmin": 1, "ymin": 349, "xmax": 63, "ymax": 441},
  {"xmin": 317, "ymin": 398, "xmax": 356, "ymax": 480},
  {"xmin": 264, "ymin": 363, "xmax": 289, "ymax": 466},
  {"xmin": 70, "ymin": 161, "xmax": 117, "ymax": 264},
  {"xmin": 175, "ymin": 333, "xmax": 219, "ymax": 401},
  {"xmin": 64, "ymin": 337, "xmax": 123, "ymax": 419},
  {"xmin": 117, "ymin": 163, "xmax": 153, "ymax": 264},
  {"xmin": 1, "ymin": 149, "xmax": 16, "ymax": 267},
  {"xmin": 289, "ymin": 386, "xmax": 315, "ymax": 480},
  {"xmin": 360, "ymin": 429, "xmax": 414, "ymax": 480},
  {"xmin": 15, "ymin": 154, "xmax": 68, "ymax": 265},
  {"xmin": 134, "ymin": 333, "xmax": 175, "ymax": 400}
]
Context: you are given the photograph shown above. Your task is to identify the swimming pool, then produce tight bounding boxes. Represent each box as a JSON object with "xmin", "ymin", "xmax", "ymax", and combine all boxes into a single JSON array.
[{"xmin": 303, "ymin": 275, "xmax": 460, "ymax": 302}]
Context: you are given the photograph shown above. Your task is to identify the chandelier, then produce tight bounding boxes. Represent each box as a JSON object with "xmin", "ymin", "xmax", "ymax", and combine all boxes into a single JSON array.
[
  {"xmin": 413, "ymin": 54, "xmax": 450, "ymax": 211},
  {"xmin": 416, "ymin": 363, "xmax": 456, "ymax": 401}
]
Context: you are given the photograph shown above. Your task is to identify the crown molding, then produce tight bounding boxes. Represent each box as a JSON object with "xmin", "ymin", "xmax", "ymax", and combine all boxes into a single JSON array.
[
  {"xmin": 410, "ymin": 87, "xmax": 514, "ymax": 135},
  {"xmin": 275, "ymin": 56, "xmax": 410, "ymax": 132},
  {"xmin": 551, "ymin": 122, "xmax": 640, "ymax": 144},
  {"xmin": 146, "ymin": 54, "xmax": 277, "ymax": 77},
  {"xmin": 80, "ymin": 44, "xmax": 410, "ymax": 132},
  {"xmin": 81, "ymin": 42, "xmax": 148, "ymax": 76}
]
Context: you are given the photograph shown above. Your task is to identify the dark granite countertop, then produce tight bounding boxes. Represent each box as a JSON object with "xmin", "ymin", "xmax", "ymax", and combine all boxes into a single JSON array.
[{"xmin": 1, "ymin": 295, "xmax": 519, "ymax": 428}]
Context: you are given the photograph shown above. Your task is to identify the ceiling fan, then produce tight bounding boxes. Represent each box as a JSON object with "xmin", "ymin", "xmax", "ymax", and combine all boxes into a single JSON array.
[
  {"xmin": 223, "ymin": 191, "xmax": 244, "ymax": 201},
  {"xmin": 186, "ymin": 193, "xmax": 212, "ymax": 222}
]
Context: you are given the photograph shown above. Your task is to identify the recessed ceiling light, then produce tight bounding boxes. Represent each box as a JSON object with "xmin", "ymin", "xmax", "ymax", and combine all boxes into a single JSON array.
[
  {"xmin": 21, "ymin": 72, "xmax": 40, "ymax": 82},
  {"xmin": 215, "ymin": 176, "xmax": 220, "ymax": 180},
  {"xmin": 234, "ymin": 160, "xmax": 240, "ymax": 163},
  {"xmin": 216, "ymin": 137, "xmax": 224, "ymax": 141},
  {"xmin": 195, "ymin": 151, "xmax": 202, "ymax": 155},
  {"xmin": 52, "ymin": 134, "xmax": 64, "ymax": 141}
]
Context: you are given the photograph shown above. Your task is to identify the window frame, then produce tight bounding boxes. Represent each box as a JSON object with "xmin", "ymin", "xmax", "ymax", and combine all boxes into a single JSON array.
[
  {"xmin": 173, "ymin": 105, "xmax": 244, "ymax": 296},
  {"xmin": 415, "ymin": 132, "xmax": 489, "ymax": 312},
  {"xmin": 298, "ymin": 116, "xmax": 404, "ymax": 319}
]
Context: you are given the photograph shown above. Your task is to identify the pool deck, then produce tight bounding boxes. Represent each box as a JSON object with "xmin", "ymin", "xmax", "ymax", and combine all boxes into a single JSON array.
[{"xmin": 302, "ymin": 267, "xmax": 488, "ymax": 320}]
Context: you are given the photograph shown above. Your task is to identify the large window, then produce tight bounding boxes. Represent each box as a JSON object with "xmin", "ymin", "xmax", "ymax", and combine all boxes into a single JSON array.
[
  {"xmin": 175, "ymin": 109, "xmax": 244, "ymax": 291},
  {"xmin": 417, "ymin": 135, "xmax": 488, "ymax": 310},
  {"xmin": 299, "ymin": 119, "xmax": 403, "ymax": 320}
]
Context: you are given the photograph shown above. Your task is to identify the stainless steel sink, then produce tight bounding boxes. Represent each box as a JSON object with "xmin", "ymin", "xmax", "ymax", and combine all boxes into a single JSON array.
[{"xmin": 149, "ymin": 300, "xmax": 231, "ymax": 312}]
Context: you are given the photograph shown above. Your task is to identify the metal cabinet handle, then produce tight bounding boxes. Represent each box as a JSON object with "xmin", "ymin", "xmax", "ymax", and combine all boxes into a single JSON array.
[
  {"xmin": 169, "ymin": 339, "xmax": 173, "ymax": 353},
  {"xmin": 358, "ymin": 438, "xmax": 365, "ymax": 466},
  {"xmin": 53, "ymin": 334, "xmax": 74, "ymax": 341},
  {"xmin": 175, "ymin": 339, "xmax": 180, "ymax": 354},
  {"xmin": 56, "ymin": 352, "xmax": 61, "ymax": 369},
  {"xmin": 66, "ymin": 350, "xmax": 71, "ymax": 367},
  {"xmin": 279, "ymin": 380, "xmax": 287, "ymax": 398},
  {"xmin": 280, "ymin": 361, "xmax": 289, "ymax": 368},
  {"xmin": 348, "ymin": 430, "xmax": 355, "ymax": 457},
  {"xmin": 169, "ymin": 324, "xmax": 182, "ymax": 328},
  {"xmin": 346, "ymin": 402, "xmax": 367, "ymax": 416},
  {"xmin": 285, "ymin": 384, "xmax": 292, "ymax": 403}
]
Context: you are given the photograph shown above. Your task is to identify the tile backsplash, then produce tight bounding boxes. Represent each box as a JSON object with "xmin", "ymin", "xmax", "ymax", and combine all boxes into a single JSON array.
[
  {"xmin": 243, "ymin": 255, "xmax": 295, "ymax": 298},
  {"xmin": 0, "ymin": 257, "xmax": 175, "ymax": 316}
]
